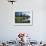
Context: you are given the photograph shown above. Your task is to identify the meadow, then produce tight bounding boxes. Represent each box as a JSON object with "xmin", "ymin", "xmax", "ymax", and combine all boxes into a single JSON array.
[{"xmin": 15, "ymin": 16, "xmax": 30, "ymax": 23}]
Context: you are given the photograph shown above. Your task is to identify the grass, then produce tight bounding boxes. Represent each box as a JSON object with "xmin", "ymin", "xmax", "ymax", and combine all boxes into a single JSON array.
[{"xmin": 15, "ymin": 16, "xmax": 30, "ymax": 23}]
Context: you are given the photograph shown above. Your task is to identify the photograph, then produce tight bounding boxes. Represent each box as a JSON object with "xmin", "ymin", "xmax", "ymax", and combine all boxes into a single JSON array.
[
  {"xmin": 15, "ymin": 12, "xmax": 30, "ymax": 23},
  {"xmin": 15, "ymin": 10, "xmax": 32, "ymax": 26}
]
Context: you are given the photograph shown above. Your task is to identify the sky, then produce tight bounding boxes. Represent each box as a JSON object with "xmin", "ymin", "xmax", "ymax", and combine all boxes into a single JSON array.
[{"xmin": 15, "ymin": 12, "xmax": 30, "ymax": 16}]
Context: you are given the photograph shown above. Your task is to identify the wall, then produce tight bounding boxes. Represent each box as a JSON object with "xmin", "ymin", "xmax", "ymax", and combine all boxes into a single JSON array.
[{"xmin": 0, "ymin": 0, "xmax": 46, "ymax": 42}]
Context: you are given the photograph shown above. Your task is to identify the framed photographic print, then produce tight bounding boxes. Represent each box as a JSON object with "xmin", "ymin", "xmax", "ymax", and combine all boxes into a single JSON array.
[{"xmin": 14, "ymin": 10, "xmax": 33, "ymax": 26}]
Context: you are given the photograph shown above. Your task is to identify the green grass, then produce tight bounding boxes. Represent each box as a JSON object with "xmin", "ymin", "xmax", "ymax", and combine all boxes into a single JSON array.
[{"xmin": 15, "ymin": 16, "xmax": 30, "ymax": 23}]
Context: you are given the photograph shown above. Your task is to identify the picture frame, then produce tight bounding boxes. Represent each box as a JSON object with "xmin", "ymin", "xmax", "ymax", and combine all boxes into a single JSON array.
[{"xmin": 14, "ymin": 10, "xmax": 33, "ymax": 26}]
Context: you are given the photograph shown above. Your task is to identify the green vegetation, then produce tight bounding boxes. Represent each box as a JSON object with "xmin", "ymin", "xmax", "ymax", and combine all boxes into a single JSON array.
[{"xmin": 15, "ymin": 16, "xmax": 30, "ymax": 23}]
